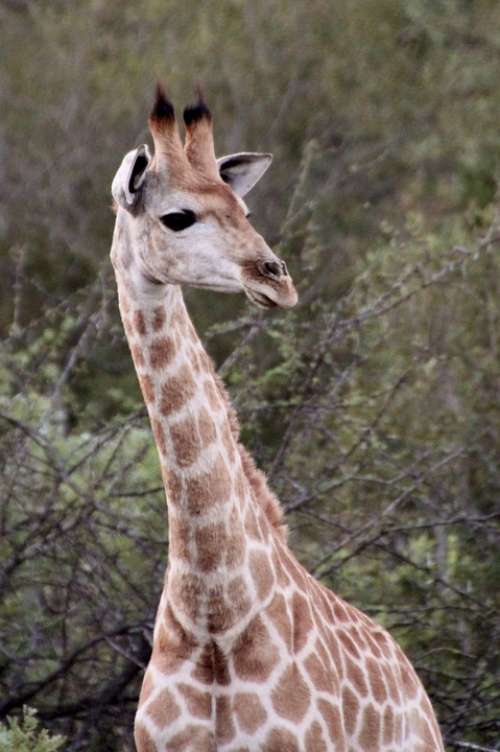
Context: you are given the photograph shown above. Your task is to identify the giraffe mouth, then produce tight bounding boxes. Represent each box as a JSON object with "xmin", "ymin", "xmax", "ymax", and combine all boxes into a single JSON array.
[{"xmin": 244, "ymin": 288, "xmax": 278, "ymax": 309}]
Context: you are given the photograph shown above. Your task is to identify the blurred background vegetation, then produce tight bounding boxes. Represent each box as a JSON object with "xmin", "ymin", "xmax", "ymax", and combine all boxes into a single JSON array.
[{"xmin": 1, "ymin": 0, "xmax": 499, "ymax": 749}]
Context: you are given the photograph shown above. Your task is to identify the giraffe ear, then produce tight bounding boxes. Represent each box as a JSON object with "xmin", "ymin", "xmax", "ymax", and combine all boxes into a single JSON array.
[
  {"xmin": 111, "ymin": 145, "xmax": 151, "ymax": 212},
  {"xmin": 217, "ymin": 152, "xmax": 272, "ymax": 198}
]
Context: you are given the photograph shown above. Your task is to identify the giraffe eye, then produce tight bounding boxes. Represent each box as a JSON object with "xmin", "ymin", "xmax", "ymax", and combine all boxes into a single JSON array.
[{"xmin": 160, "ymin": 210, "xmax": 197, "ymax": 232}]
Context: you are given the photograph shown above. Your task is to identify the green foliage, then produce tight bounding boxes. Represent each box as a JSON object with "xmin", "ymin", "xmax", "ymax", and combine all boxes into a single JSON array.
[
  {"xmin": 0, "ymin": 709, "xmax": 65, "ymax": 752},
  {"xmin": 1, "ymin": 0, "xmax": 500, "ymax": 749}
]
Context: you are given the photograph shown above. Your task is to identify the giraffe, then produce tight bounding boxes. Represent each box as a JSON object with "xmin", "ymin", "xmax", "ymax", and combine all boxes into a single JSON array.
[{"xmin": 110, "ymin": 85, "xmax": 444, "ymax": 752}]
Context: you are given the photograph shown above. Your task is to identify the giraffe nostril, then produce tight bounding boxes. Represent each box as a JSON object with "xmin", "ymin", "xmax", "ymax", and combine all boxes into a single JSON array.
[{"xmin": 262, "ymin": 261, "xmax": 282, "ymax": 278}]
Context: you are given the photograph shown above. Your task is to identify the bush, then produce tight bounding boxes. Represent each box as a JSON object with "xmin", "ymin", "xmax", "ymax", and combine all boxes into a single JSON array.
[{"xmin": 0, "ymin": 708, "xmax": 66, "ymax": 752}]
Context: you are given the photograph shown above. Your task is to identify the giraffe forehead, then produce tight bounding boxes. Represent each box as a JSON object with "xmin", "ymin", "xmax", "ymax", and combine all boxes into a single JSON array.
[
  {"xmin": 194, "ymin": 187, "xmax": 244, "ymax": 218},
  {"xmin": 146, "ymin": 170, "xmax": 246, "ymax": 218}
]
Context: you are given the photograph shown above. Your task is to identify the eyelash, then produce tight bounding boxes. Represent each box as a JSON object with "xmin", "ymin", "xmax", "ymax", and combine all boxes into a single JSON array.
[{"xmin": 160, "ymin": 210, "xmax": 197, "ymax": 232}]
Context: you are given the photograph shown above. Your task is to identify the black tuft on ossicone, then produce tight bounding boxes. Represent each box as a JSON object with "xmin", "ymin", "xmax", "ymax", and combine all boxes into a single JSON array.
[
  {"xmin": 183, "ymin": 88, "xmax": 212, "ymax": 127},
  {"xmin": 150, "ymin": 83, "xmax": 175, "ymax": 122}
]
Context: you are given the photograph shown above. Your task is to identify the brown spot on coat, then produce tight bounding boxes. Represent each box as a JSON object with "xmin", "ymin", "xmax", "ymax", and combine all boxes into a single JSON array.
[
  {"xmin": 191, "ymin": 644, "xmax": 214, "ymax": 685},
  {"xmin": 227, "ymin": 574, "xmax": 251, "ymax": 611},
  {"xmin": 147, "ymin": 687, "xmax": 180, "ymax": 726},
  {"xmin": 206, "ymin": 584, "xmax": 234, "ymax": 633},
  {"xmin": 326, "ymin": 633, "xmax": 344, "ymax": 679},
  {"xmin": 338, "ymin": 629, "xmax": 361, "ymax": 660},
  {"xmin": 133, "ymin": 310, "xmax": 147, "ymax": 336},
  {"xmin": 263, "ymin": 727, "xmax": 300, "ymax": 752},
  {"xmin": 170, "ymin": 415, "xmax": 201, "ymax": 468},
  {"xmin": 316, "ymin": 635, "xmax": 331, "ymax": 666},
  {"xmin": 382, "ymin": 662, "xmax": 402, "ymax": 704},
  {"xmin": 372, "ymin": 629, "xmax": 392, "ymax": 658},
  {"xmin": 186, "ymin": 455, "xmax": 232, "ymax": 515},
  {"xmin": 166, "ymin": 469, "xmax": 183, "ymax": 505},
  {"xmin": 216, "ymin": 695, "xmax": 236, "ymax": 744},
  {"xmin": 342, "ymin": 685, "xmax": 359, "ymax": 736},
  {"xmin": 383, "ymin": 704, "xmax": 395, "ymax": 745},
  {"xmin": 271, "ymin": 663, "xmax": 310, "ymax": 721},
  {"xmin": 358, "ymin": 703, "xmax": 381, "ymax": 751},
  {"xmin": 166, "ymin": 725, "xmax": 216, "ymax": 752},
  {"xmin": 333, "ymin": 600, "xmax": 349, "ymax": 622},
  {"xmin": 160, "ymin": 364, "xmax": 196, "ymax": 414},
  {"xmin": 195, "ymin": 522, "xmax": 225, "ymax": 572},
  {"xmin": 400, "ymin": 657, "xmax": 419, "ymax": 699},
  {"xmin": 153, "ymin": 605, "xmax": 197, "ymax": 674},
  {"xmin": 233, "ymin": 615, "xmax": 279, "ymax": 681},
  {"xmin": 134, "ymin": 722, "xmax": 156, "ymax": 752},
  {"xmin": 318, "ymin": 700, "xmax": 345, "ymax": 749},
  {"xmin": 349, "ymin": 625, "xmax": 367, "ymax": 650},
  {"xmin": 292, "ymin": 591, "xmax": 313, "ymax": 653},
  {"xmin": 152, "ymin": 305, "xmax": 165, "ymax": 331},
  {"xmin": 198, "ymin": 406, "xmax": 216, "ymax": 446},
  {"xmin": 220, "ymin": 575, "xmax": 251, "ymax": 628},
  {"xmin": 365, "ymin": 631, "xmax": 382, "ymax": 658},
  {"xmin": 233, "ymin": 692, "xmax": 267, "ymax": 733},
  {"xmin": 177, "ymin": 683, "xmax": 211, "ymax": 719},
  {"xmin": 366, "ymin": 655, "xmax": 387, "ymax": 704},
  {"xmin": 213, "ymin": 642, "xmax": 231, "ymax": 685},
  {"xmin": 131, "ymin": 343, "xmax": 145, "ymax": 367},
  {"xmin": 169, "ymin": 572, "xmax": 203, "ymax": 621},
  {"xmin": 345, "ymin": 656, "xmax": 369, "ymax": 696},
  {"xmin": 266, "ymin": 593, "xmax": 293, "ymax": 652},
  {"xmin": 249, "ymin": 549, "xmax": 274, "ymax": 600},
  {"xmin": 150, "ymin": 335, "xmax": 176, "ymax": 369},
  {"xmin": 305, "ymin": 720, "xmax": 328, "ymax": 752},
  {"xmin": 225, "ymin": 511, "xmax": 245, "ymax": 568},
  {"xmin": 305, "ymin": 652, "xmax": 332, "ymax": 692}
]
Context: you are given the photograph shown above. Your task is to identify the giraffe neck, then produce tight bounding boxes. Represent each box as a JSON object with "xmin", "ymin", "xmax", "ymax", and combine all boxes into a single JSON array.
[{"xmin": 114, "ymin": 258, "xmax": 281, "ymax": 644}]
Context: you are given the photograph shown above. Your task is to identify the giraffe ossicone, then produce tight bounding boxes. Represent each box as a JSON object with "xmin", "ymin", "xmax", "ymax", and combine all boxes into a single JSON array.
[{"xmin": 110, "ymin": 84, "xmax": 444, "ymax": 751}]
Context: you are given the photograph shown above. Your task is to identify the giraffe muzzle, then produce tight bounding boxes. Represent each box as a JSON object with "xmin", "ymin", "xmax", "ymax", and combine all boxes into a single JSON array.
[{"xmin": 243, "ymin": 258, "xmax": 298, "ymax": 309}]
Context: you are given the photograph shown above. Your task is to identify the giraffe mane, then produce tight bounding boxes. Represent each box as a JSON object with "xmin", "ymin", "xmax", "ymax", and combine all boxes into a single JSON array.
[{"xmin": 213, "ymin": 371, "xmax": 288, "ymax": 541}]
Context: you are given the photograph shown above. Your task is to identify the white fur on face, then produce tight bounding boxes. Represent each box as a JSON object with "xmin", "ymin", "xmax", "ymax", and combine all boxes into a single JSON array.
[{"xmin": 127, "ymin": 186, "xmax": 259, "ymax": 292}]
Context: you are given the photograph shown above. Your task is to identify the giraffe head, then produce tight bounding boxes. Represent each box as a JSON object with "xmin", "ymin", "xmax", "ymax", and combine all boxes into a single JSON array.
[{"xmin": 111, "ymin": 85, "xmax": 298, "ymax": 309}]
